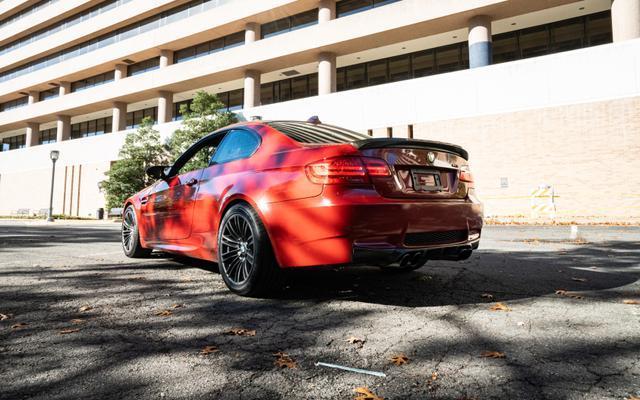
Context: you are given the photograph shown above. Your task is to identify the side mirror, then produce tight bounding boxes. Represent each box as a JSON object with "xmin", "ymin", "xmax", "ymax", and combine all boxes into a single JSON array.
[{"xmin": 146, "ymin": 165, "xmax": 170, "ymax": 180}]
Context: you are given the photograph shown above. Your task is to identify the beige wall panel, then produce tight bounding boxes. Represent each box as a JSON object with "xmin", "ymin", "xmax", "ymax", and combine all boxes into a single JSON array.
[
  {"xmin": 370, "ymin": 128, "xmax": 388, "ymax": 138},
  {"xmin": 0, "ymin": 164, "xmax": 66, "ymax": 217},
  {"xmin": 76, "ymin": 162, "xmax": 110, "ymax": 217},
  {"xmin": 392, "ymin": 125, "xmax": 411, "ymax": 138},
  {"xmin": 0, "ymin": 161, "xmax": 109, "ymax": 217}
]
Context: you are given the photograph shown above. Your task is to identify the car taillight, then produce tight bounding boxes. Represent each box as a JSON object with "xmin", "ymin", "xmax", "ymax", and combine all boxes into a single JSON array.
[
  {"xmin": 362, "ymin": 158, "xmax": 391, "ymax": 177},
  {"xmin": 305, "ymin": 156, "xmax": 391, "ymax": 184},
  {"xmin": 459, "ymin": 166, "xmax": 474, "ymax": 183}
]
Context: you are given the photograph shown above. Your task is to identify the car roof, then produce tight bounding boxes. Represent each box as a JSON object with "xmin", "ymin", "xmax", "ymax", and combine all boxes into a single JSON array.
[{"xmin": 202, "ymin": 120, "xmax": 371, "ymax": 146}]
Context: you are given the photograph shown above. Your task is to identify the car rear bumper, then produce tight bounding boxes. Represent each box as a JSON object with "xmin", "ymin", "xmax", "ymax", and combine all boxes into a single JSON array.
[
  {"xmin": 262, "ymin": 186, "xmax": 483, "ymax": 268},
  {"xmin": 353, "ymin": 240, "xmax": 480, "ymax": 268}
]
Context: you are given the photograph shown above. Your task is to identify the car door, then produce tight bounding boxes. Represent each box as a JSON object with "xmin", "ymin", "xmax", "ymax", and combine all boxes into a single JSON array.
[
  {"xmin": 142, "ymin": 135, "xmax": 221, "ymax": 241},
  {"xmin": 190, "ymin": 129, "xmax": 262, "ymax": 249}
]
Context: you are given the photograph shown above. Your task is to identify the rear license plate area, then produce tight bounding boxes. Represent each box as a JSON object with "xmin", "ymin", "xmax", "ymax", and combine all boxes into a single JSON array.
[{"xmin": 411, "ymin": 169, "xmax": 442, "ymax": 192}]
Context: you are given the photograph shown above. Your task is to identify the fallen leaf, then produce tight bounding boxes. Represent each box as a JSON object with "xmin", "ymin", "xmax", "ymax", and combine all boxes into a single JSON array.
[
  {"xmin": 427, "ymin": 371, "xmax": 439, "ymax": 390},
  {"xmin": 11, "ymin": 322, "xmax": 27, "ymax": 330},
  {"xmin": 354, "ymin": 387, "xmax": 384, "ymax": 400},
  {"xmin": 171, "ymin": 304, "xmax": 184, "ymax": 309},
  {"xmin": 70, "ymin": 319, "xmax": 85, "ymax": 324},
  {"xmin": 0, "ymin": 313, "xmax": 11, "ymax": 321},
  {"xmin": 390, "ymin": 353, "xmax": 409, "ymax": 366},
  {"xmin": 346, "ymin": 336, "xmax": 365, "ymax": 345},
  {"xmin": 199, "ymin": 345, "xmax": 219, "ymax": 355},
  {"xmin": 571, "ymin": 277, "xmax": 588, "ymax": 282},
  {"xmin": 273, "ymin": 352, "xmax": 297, "ymax": 369},
  {"xmin": 555, "ymin": 290, "xmax": 583, "ymax": 300},
  {"xmin": 481, "ymin": 293, "xmax": 494, "ymax": 300},
  {"xmin": 481, "ymin": 351, "xmax": 506, "ymax": 359},
  {"xmin": 225, "ymin": 328, "xmax": 256, "ymax": 337},
  {"xmin": 623, "ymin": 299, "xmax": 639, "ymax": 305},
  {"xmin": 626, "ymin": 396, "xmax": 640, "ymax": 400},
  {"xmin": 59, "ymin": 328, "xmax": 80, "ymax": 335},
  {"xmin": 156, "ymin": 310, "xmax": 173, "ymax": 317},
  {"xmin": 79, "ymin": 306, "xmax": 93, "ymax": 312},
  {"xmin": 489, "ymin": 302, "xmax": 511, "ymax": 312}
]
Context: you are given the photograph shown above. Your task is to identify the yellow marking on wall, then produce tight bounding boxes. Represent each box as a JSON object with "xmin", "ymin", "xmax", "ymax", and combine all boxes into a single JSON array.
[{"xmin": 530, "ymin": 185, "xmax": 556, "ymax": 219}]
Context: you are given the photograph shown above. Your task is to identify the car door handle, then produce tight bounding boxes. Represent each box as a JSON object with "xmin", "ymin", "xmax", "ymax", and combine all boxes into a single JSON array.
[
  {"xmin": 140, "ymin": 196, "xmax": 149, "ymax": 205},
  {"xmin": 186, "ymin": 178, "xmax": 198, "ymax": 187}
]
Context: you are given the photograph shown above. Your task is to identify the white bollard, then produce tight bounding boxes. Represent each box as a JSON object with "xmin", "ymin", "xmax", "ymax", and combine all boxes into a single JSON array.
[{"xmin": 570, "ymin": 225, "xmax": 579, "ymax": 240}]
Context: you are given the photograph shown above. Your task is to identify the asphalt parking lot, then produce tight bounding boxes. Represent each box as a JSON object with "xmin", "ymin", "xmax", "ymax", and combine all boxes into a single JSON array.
[{"xmin": 0, "ymin": 221, "xmax": 639, "ymax": 400}]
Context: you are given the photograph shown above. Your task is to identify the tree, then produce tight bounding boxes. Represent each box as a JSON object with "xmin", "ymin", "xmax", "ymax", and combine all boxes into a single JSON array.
[
  {"xmin": 166, "ymin": 90, "xmax": 237, "ymax": 172},
  {"xmin": 102, "ymin": 117, "xmax": 168, "ymax": 210}
]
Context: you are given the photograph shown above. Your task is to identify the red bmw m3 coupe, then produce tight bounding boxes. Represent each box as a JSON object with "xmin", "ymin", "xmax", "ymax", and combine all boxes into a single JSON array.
[{"xmin": 121, "ymin": 120, "xmax": 483, "ymax": 296}]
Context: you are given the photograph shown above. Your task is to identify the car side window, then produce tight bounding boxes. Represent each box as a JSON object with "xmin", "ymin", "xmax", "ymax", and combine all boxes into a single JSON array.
[
  {"xmin": 177, "ymin": 144, "xmax": 217, "ymax": 174},
  {"xmin": 211, "ymin": 130, "xmax": 260, "ymax": 165},
  {"xmin": 172, "ymin": 134, "xmax": 226, "ymax": 176}
]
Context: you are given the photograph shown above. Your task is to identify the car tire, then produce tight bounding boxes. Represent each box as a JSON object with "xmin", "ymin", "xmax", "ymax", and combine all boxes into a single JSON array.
[
  {"xmin": 217, "ymin": 203, "xmax": 282, "ymax": 297},
  {"xmin": 122, "ymin": 206, "xmax": 152, "ymax": 258}
]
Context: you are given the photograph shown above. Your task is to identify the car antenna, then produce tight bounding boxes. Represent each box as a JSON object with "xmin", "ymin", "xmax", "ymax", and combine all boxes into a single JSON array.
[{"xmin": 307, "ymin": 115, "xmax": 321, "ymax": 124}]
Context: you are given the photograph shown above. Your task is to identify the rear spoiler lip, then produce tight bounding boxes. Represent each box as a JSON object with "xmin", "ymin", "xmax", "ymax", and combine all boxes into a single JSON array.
[{"xmin": 353, "ymin": 138, "xmax": 469, "ymax": 160}]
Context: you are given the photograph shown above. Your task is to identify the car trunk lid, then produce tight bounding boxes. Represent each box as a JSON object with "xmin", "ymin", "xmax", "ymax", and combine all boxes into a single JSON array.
[{"xmin": 353, "ymin": 138, "xmax": 470, "ymax": 199}]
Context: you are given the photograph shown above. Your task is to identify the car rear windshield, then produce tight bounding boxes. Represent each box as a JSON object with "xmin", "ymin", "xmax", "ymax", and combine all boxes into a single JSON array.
[{"xmin": 267, "ymin": 121, "xmax": 371, "ymax": 144}]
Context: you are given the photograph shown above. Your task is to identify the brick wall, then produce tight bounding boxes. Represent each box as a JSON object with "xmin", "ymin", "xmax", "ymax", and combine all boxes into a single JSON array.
[{"xmin": 411, "ymin": 96, "xmax": 640, "ymax": 223}]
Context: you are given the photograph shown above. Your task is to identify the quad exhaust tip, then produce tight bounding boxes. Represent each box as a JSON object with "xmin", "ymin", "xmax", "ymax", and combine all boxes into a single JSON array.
[{"xmin": 398, "ymin": 246, "xmax": 472, "ymax": 267}]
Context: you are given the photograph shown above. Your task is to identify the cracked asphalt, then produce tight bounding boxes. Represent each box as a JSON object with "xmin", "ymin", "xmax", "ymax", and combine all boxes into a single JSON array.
[{"xmin": 1, "ymin": 221, "xmax": 639, "ymax": 400}]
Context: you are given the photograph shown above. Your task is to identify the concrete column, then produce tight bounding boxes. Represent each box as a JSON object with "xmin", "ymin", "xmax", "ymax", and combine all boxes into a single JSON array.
[
  {"xmin": 245, "ymin": 22, "xmax": 261, "ymax": 43},
  {"xmin": 112, "ymin": 102, "xmax": 127, "ymax": 133},
  {"xmin": 25, "ymin": 122, "xmax": 39, "ymax": 147},
  {"xmin": 157, "ymin": 91, "xmax": 173, "ymax": 123},
  {"xmin": 468, "ymin": 15, "xmax": 492, "ymax": 69},
  {"xmin": 28, "ymin": 91, "xmax": 38, "ymax": 105},
  {"xmin": 59, "ymin": 82, "xmax": 71, "ymax": 96},
  {"xmin": 319, "ymin": 0, "xmax": 336, "ymax": 23},
  {"xmin": 612, "ymin": 0, "xmax": 640, "ymax": 42},
  {"xmin": 159, "ymin": 50, "xmax": 173, "ymax": 68},
  {"xmin": 318, "ymin": 52, "xmax": 337, "ymax": 95},
  {"xmin": 56, "ymin": 115, "xmax": 70, "ymax": 142},
  {"xmin": 114, "ymin": 64, "xmax": 127, "ymax": 80},
  {"xmin": 243, "ymin": 70, "xmax": 261, "ymax": 109}
]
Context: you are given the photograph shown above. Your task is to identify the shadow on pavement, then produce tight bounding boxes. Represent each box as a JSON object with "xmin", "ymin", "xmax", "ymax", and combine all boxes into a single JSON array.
[
  {"xmin": 276, "ymin": 240, "xmax": 640, "ymax": 307},
  {"xmin": 1, "ymin": 237, "xmax": 639, "ymax": 399},
  {"xmin": 0, "ymin": 224, "xmax": 120, "ymax": 253}
]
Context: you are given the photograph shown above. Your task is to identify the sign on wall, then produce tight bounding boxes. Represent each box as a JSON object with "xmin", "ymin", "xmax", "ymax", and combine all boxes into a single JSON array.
[{"xmin": 531, "ymin": 185, "xmax": 556, "ymax": 218}]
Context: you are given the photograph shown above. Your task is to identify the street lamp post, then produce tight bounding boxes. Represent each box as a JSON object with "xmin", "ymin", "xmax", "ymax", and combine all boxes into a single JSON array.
[{"xmin": 47, "ymin": 150, "xmax": 60, "ymax": 222}]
